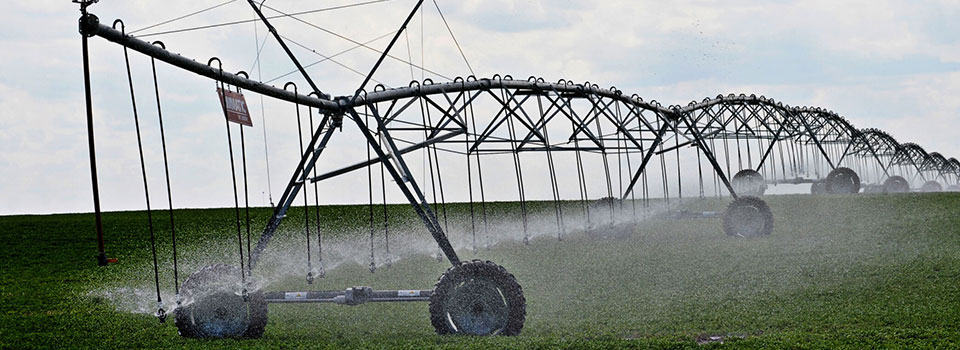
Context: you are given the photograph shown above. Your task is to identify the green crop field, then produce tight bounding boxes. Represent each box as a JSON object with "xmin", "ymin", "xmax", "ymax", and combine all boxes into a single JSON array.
[{"xmin": 2, "ymin": 193, "xmax": 959, "ymax": 349}]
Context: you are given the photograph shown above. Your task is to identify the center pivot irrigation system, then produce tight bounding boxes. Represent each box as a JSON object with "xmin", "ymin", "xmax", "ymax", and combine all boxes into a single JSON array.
[{"xmin": 76, "ymin": 0, "xmax": 960, "ymax": 338}]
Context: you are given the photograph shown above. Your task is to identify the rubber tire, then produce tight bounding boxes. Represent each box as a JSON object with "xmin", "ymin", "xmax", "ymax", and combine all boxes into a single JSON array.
[
  {"xmin": 825, "ymin": 167, "xmax": 860, "ymax": 194},
  {"xmin": 723, "ymin": 196, "xmax": 774, "ymax": 237},
  {"xmin": 429, "ymin": 260, "xmax": 525, "ymax": 336},
  {"xmin": 175, "ymin": 265, "xmax": 267, "ymax": 339},
  {"xmin": 882, "ymin": 176, "xmax": 910, "ymax": 193},
  {"xmin": 811, "ymin": 181, "xmax": 825, "ymax": 194},
  {"xmin": 731, "ymin": 169, "xmax": 767, "ymax": 196},
  {"xmin": 921, "ymin": 181, "xmax": 943, "ymax": 193}
]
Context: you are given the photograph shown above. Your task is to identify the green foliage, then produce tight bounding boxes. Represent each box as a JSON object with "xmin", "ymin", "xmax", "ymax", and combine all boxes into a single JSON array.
[{"xmin": 1, "ymin": 193, "xmax": 959, "ymax": 349}]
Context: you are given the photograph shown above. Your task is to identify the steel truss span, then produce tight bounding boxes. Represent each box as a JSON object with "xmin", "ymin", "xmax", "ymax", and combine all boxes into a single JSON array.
[
  {"xmin": 81, "ymin": 14, "xmax": 960, "ymax": 269},
  {"xmin": 78, "ymin": 9, "xmax": 960, "ymax": 338}
]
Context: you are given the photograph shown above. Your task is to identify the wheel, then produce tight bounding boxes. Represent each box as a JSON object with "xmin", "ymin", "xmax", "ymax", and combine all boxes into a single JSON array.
[
  {"xmin": 175, "ymin": 265, "xmax": 267, "ymax": 338},
  {"xmin": 824, "ymin": 167, "xmax": 860, "ymax": 194},
  {"xmin": 429, "ymin": 260, "xmax": 525, "ymax": 336},
  {"xmin": 810, "ymin": 181, "xmax": 825, "ymax": 194},
  {"xmin": 921, "ymin": 181, "xmax": 943, "ymax": 193},
  {"xmin": 882, "ymin": 176, "xmax": 910, "ymax": 193},
  {"xmin": 723, "ymin": 196, "xmax": 773, "ymax": 237},
  {"xmin": 731, "ymin": 169, "xmax": 767, "ymax": 196}
]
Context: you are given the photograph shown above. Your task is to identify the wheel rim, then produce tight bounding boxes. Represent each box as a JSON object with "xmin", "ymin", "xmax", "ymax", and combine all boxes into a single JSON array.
[
  {"xmin": 178, "ymin": 266, "xmax": 252, "ymax": 338},
  {"xmin": 190, "ymin": 290, "xmax": 249, "ymax": 337},
  {"xmin": 811, "ymin": 182, "xmax": 823, "ymax": 194},
  {"xmin": 827, "ymin": 168, "xmax": 859, "ymax": 194},
  {"xmin": 831, "ymin": 173, "xmax": 855, "ymax": 193},
  {"xmin": 884, "ymin": 176, "xmax": 909, "ymax": 193},
  {"xmin": 922, "ymin": 181, "xmax": 942, "ymax": 192},
  {"xmin": 732, "ymin": 170, "xmax": 765, "ymax": 195},
  {"xmin": 729, "ymin": 203, "xmax": 764, "ymax": 236},
  {"xmin": 444, "ymin": 278, "xmax": 509, "ymax": 335}
]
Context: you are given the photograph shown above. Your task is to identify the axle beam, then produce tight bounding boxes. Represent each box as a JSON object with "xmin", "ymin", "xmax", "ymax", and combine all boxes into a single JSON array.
[{"xmin": 264, "ymin": 287, "xmax": 432, "ymax": 304}]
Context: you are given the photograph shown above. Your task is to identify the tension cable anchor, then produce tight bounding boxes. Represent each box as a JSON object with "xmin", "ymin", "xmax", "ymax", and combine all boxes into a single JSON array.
[{"xmin": 306, "ymin": 271, "xmax": 314, "ymax": 285}]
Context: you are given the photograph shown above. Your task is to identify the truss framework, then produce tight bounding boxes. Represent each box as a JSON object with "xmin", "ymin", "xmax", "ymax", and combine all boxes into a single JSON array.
[{"xmin": 79, "ymin": 14, "xmax": 960, "ymax": 273}]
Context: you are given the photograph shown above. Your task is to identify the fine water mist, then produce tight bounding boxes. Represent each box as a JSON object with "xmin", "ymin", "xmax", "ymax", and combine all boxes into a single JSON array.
[{"xmin": 89, "ymin": 199, "xmax": 685, "ymax": 316}]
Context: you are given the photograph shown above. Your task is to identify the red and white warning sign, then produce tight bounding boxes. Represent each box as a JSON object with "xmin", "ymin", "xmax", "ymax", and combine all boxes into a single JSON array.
[{"xmin": 217, "ymin": 88, "xmax": 253, "ymax": 127}]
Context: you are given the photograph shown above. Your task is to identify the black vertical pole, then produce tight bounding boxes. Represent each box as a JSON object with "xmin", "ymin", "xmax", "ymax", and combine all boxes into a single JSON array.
[{"xmin": 79, "ymin": 6, "xmax": 108, "ymax": 267}]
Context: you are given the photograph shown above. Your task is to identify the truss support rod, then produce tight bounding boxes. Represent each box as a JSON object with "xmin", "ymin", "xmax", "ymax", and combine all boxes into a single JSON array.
[
  {"xmin": 907, "ymin": 156, "xmax": 929, "ymax": 183},
  {"xmin": 348, "ymin": 107, "xmax": 460, "ymax": 266},
  {"xmin": 835, "ymin": 137, "xmax": 856, "ymax": 166},
  {"xmin": 796, "ymin": 112, "xmax": 836, "ymax": 170},
  {"xmin": 681, "ymin": 115, "xmax": 739, "ymax": 199},
  {"xmin": 655, "ymin": 129, "xmax": 724, "ymax": 155},
  {"xmin": 250, "ymin": 113, "xmax": 335, "ymax": 269},
  {"xmin": 79, "ymin": 9, "xmax": 108, "ymax": 267},
  {"xmin": 755, "ymin": 121, "xmax": 789, "ymax": 171},
  {"xmin": 245, "ymin": 0, "xmax": 326, "ymax": 98},
  {"xmin": 352, "ymin": 0, "xmax": 424, "ymax": 100},
  {"xmin": 622, "ymin": 118, "xmax": 671, "ymax": 200},
  {"xmin": 857, "ymin": 144, "xmax": 889, "ymax": 177},
  {"xmin": 310, "ymin": 130, "xmax": 464, "ymax": 183}
]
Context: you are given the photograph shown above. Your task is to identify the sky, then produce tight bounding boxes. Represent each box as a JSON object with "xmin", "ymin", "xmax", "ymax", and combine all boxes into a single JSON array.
[{"xmin": 1, "ymin": 0, "xmax": 959, "ymax": 215}]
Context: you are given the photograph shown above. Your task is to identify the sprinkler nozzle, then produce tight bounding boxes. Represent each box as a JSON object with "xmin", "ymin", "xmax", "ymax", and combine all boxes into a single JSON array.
[{"xmin": 155, "ymin": 303, "xmax": 166, "ymax": 323}]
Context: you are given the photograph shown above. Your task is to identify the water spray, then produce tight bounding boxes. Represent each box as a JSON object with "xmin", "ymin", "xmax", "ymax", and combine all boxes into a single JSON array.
[{"xmin": 77, "ymin": 0, "xmax": 960, "ymax": 340}]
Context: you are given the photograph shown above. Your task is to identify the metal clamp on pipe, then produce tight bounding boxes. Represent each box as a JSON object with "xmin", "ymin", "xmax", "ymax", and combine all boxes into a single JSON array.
[{"xmin": 334, "ymin": 287, "xmax": 373, "ymax": 306}]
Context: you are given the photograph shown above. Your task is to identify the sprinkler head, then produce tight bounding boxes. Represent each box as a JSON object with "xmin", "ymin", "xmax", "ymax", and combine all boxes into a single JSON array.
[
  {"xmin": 369, "ymin": 261, "xmax": 376, "ymax": 273},
  {"xmin": 156, "ymin": 306, "xmax": 167, "ymax": 323},
  {"xmin": 306, "ymin": 272, "xmax": 314, "ymax": 285}
]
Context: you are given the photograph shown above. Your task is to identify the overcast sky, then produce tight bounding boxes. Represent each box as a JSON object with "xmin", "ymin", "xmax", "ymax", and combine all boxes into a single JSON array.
[{"xmin": 2, "ymin": 0, "xmax": 959, "ymax": 215}]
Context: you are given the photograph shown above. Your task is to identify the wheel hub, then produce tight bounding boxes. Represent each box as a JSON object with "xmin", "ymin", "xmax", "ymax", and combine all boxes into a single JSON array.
[{"xmin": 445, "ymin": 279, "xmax": 508, "ymax": 335}]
